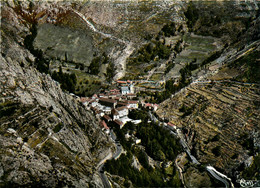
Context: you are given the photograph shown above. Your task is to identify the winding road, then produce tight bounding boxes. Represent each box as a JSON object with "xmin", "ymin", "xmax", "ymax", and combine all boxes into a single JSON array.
[
  {"xmin": 98, "ymin": 130, "xmax": 123, "ymax": 188},
  {"xmin": 206, "ymin": 166, "xmax": 234, "ymax": 188},
  {"xmin": 154, "ymin": 114, "xmax": 234, "ymax": 188},
  {"xmin": 72, "ymin": 10, "xmax": 129, "ymax": 45}
]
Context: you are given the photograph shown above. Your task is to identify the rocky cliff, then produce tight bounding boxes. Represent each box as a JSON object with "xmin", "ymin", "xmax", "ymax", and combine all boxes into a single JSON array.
[{"xmin": 1, "ymin": 1, "xmax": 114, "ymax": 187}]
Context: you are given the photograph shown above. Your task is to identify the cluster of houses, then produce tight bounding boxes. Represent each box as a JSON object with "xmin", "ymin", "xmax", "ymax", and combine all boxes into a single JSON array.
[{"xmin": 79, "ymin": 80, "xmax": 158, "ymax": 134}]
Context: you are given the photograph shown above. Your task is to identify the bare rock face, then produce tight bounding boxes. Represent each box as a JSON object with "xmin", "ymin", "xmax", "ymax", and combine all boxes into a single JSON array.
[{"xmin": 0, "ymin": 1, "xmax": 113, "ymax": 187}]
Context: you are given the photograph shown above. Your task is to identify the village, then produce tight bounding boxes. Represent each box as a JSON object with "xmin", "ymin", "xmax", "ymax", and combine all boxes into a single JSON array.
[{"xmin": 78, "ymin": 80, "xmax": 160, "ymax": 134}]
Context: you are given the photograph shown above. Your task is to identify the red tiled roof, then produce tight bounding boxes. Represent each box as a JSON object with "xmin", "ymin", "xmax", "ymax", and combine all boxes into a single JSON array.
[
  {"xmin": 114, "ymin": 119, "xmax": 123, "ymax": 126},
  {"xmin": 80, "ymin": 97, "xmax": 88, "ymax": 103},
  {"xmin": 111, "ymin": 109, "xmax": 119, "ymax": 115},
  {"xmin": 117, "ymin": 80, "xmax": 127, "ymax": 84},
  {"xmin": 103, "ymin": 115, "xmax": 112, "ymax": 121},
  {"xmin": 89, "ymin": 99, "xmax": 96, "ymax": 104},
  {"xmin": 117, "ymin": 102, "xmax": 128, "ymax": 106},
  {"xmin": 99, "ymin": 97, "xmax": 117, "ymax": 104},
  {"xmin": 116, "ymin": 106, "xmax": 128, "ymax": 111},
  {"xmin": 144, "ymin": 103, "xmax": 157, "ymax": 108},
  {"xmin": 109, "ymin": 93, "xmax": 117, "ymax": 96},
  {"xmin": 127, "ymin": 100, "xmax": 138, "ymax": 104},
  {"xmin": 90, "ymin": 106, "xmax": 97, "ymax": 111},
  {"xmin": 167, "ymin": 122, "xmax": 175, "ymax": 127},
  {"xmin": 110, "ymin": 89, "xmax": 120, "ymax": 92},
  {"xmin": 145, "ymin": 103, "xmax": 153, "ymax": 107},
  {"xmin": 127, "ymin": 93, "xmax": 136, "ymax": 96},
  {"xmin": 100, "ymin": 120, "xmax": 109, "ymax": 129}
]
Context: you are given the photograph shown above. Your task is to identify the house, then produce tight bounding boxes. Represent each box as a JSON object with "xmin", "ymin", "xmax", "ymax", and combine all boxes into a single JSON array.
[
  {"xmin": 131, "ymin": 119, "xmax": 142, "ymax": 124},
  {"xmin": 111, "ymin": 109, "xmax": 120, "ymax": 120},
  {"xmin": 153, "ymin": 104, "xmax": 158, "ymax": 111},
  {"xmin": 80, "ymin": 97, "xmax": 88, "ymax": 103},
  {"xmin": 117, "ymin": 101, "xmax": 129, "ymax": 108},
  {"xmin": 127, "ymin": 100, "xmax": 138, "ymax": 109},
  {"xmin": 135, "ymin": 139, "xmax": 141, "ymax": 144},
  {"xmin": 121, "ymin": 96, "xmax": 127, "ymax": 100},
  {"xmin": 120, "ymin": 116, "xmax": 132, "ymax": 125},
  {"xmin": 116, "ymin": 106, "xmax": 129, "ymax": 117},
  {"xmin": 103, "ymin": 106, "xmax": 112, "ymax": 114},
  {"xmin": 90, "ymin": 99, "xmax": 99, "ymax": 107},
  {"xmin": 103, "ymin": 115, "xmax": 112, "ymax": 122},
  {"xmin": 100, "ymin": 120, "xmax": 110, "ymax": 134},
  {"xmin": 117, "ymin": 80, "xmax": 127, "ymax": 84},
  {"xmin": 144, "ymin": 103, "xmax": 158, "ymax": 111},
  {"xmin": 167, "ymin": 122, "xmax": 176, "ymax": 129},
  {"xmin": 121, "ymin": 86, "xmax": 130, "ymax": 95},
  {"xmin": 126, "ymin": 93, "xmax": 136, "ymax": 99},
  {"xmin": 80, "ymin": 97, "xmax": 91, "ymax": 106},
  {"xmin": 129, "ymin": 84, "xmax": 134, "ymax": 93},
  {"xmin": 112, "ymin": 106, "xmax": 129, "ymax": 120},
  {"xmin": 114, "ymin": 119, "xmax": 124, "ymax": 128},
  {"xmin": 114, "ymin": 97, "xmax": 121, "ymax": 101},
  {"xmin": 99, "ymin": 98, "xmax": 117, "ymax": 108},
  {"xmin": 99, "ymin": 93, "xmax": 109, "ymax": 98},
  {"xmin": 96, "ymin": 110, "xmax": 104, "ymax": 118},
  {"xmin": 92, "ymin": 94, "xmax": 98, "ymax": 99},
  {"xmin": 110, "ymin": 89, "xmax": 120, "ymax": 94}
]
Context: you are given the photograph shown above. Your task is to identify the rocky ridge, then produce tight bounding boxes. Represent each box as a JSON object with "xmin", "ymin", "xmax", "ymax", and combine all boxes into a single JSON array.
[{"xmin": 0, "ymin": 1, "xmax": 114, "ymax": 187}]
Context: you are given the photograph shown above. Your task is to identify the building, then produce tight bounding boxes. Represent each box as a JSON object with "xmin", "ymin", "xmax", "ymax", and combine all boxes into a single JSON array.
[
  {"xmin": 121, "ymin": 86, "xmax": 130, "ymax": 95},
  {"xmin": 111, "ymin": 109, "xmax": 120, "ymax": 120},
  {"xmin": 117, "ymin": 80, "xmax": 127, "ymax": 84},
  {"xmin": 127, "ymin": 100, "xmax": 138, "ymax": 109},
  {"xmin": 116, "ymin": 106, "xmax": 129, "ymax": 117},
  {"xmin": 114, "ymin": 119, "xmax": 124, "ymax": 128},
  {"xmin": 89, "ymin": 98, "xmax": 99, "ymax": 107},
  {"xmin": 99, "ymin": 98, "xmax": 117, "ymax": 108},
  {"xmin": 111, "ymin": 107, "xmax": 128, "ymax": 120},
  {"xmin": 167, "ymin": 122, "xmax": 176, "ymax": 129},
  {"xmin": 103, "ymin": 106, "xmax": 112, "ymax": 114},
  {"xmin": 129, "ymin": 84, "xmax": 134, "ymax": 93},
  {"xmin": 131, "ymin": 119, "xmax": 142, "ymax": 124},
  {"xmin": 100, "ymin": 120, "xmax": 110, "ymax": 134},
  {"xmin": 135, "ymin": 139, "xmax": 141, "ymax": 144},
  {"xmin": 126, "ymin": 93, "xmax": 136, "ymax": 99},
  {"xmin": 144, "ymin": 103, "xmax": 158, "ymax": 111},
  {"xmin": 103, "ymin": 115, "xmax": 112, "ymax": 122},
  {"xmin": 117, "ymin": 101, "xmax": 129, "ymax": 108}
]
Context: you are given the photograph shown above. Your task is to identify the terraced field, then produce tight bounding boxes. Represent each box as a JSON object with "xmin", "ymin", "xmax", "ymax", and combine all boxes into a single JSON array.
[{"xmin": 157, "ymin": 80, "xmax": 260, "ymax": 173}]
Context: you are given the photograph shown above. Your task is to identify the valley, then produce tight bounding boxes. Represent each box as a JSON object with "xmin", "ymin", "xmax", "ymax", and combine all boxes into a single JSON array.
[{"xmin": 1, "ymin": 0, "xmax": 260, "ymax": 187}]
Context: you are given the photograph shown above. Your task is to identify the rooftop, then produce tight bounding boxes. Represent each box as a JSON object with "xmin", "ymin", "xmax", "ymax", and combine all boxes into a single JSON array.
[
  {"xmin": 100, "ymin": 120, "xmax": 109, "ymax": 130},
  {"xmin": 111, "ymin": 109, "xmax": 119, "ymax": 115},
  {"xmin": 99, "ymin": 97, "xmax": 117, "ymax": 104},
  {"xmin": 116, "ymin": 106, "xmax": 128, "ymax": 111},
  {"xmin": 127, "ymin": 100, "xmax": 138, "ymax": 104},
  {"xmin": 114, "ymin": 119, "xmax": 123, "ymax": 126},
  {"xmin": 103, "ymin": 115, "xmax": 112, "ymax": 121},
  {"xmin": 121, "ymin": 86, "xmax": 129, "ymax": 92}
]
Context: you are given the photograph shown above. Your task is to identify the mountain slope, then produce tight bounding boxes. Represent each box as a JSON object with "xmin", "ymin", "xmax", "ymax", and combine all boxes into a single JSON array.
[{"xmin": 0, "ymin": 1, "xmax": 113, "ymax": 187}]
